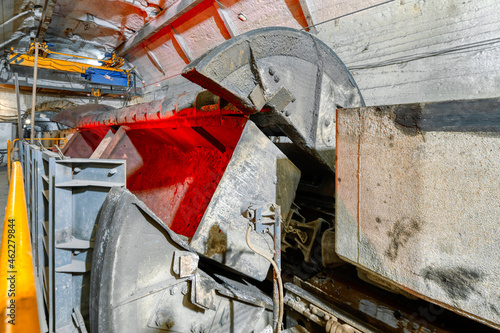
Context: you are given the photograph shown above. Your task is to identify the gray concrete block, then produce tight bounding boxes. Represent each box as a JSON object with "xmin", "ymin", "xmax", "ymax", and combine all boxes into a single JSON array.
[{"xmin": 335, "ymin": 99, "xmax": 500, "ymax": 330}]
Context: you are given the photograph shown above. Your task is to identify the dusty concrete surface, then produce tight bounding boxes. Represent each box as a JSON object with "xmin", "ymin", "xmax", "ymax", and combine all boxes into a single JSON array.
[
  {"xmin": 335, "ymin": 101, "xmax": 500, "ymax": 330},
  {"xmin": 315, "ymin": 0, "xmax": 500, "ymax": 106}
]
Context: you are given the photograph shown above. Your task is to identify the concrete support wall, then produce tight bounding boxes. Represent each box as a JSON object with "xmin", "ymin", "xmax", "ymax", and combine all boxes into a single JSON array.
[
  {"xmin": 135, "ymin": 0, "xmax": 500, "ymax": 106},
  {"xmin": 2, "ymin": 0, "xmax": 499, "ymax": 113},
  {"xmin": 312, "ymin": 0, "xmax": 500, "ymax": 105}
]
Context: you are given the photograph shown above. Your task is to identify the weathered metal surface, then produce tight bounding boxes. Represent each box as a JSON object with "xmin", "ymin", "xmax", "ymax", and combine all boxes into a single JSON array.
[
  {"xmin": 335, "ymin": 99, "xmax": 500, "ymax": 330},
  {"xmin": 89, "ymin": 129, "xmax": 115, "ymax": 159},
  {"xmin": 182, "ymin": 27, "xmax": 365, "ymax": 171},
  {"xmin": 21, "ymin": 142, "xmax": 126, "ymax": 332},
  {"xmin": 189, "ymin": 121, "xmax": 301, "ymax": 281},
  {"xmin": 192, "ymin": 271, "xmax": 216, "ymax": 311},
  {"xmin": 321, "ymin": 228, "xmax": 344, "ymax": 268},
  {"xmin": 173, "ymin": 251, "xmax": 199, "ymax": 278},
  {"xmin": 90, "ymin": 187, "xmax": 273, "ymax": 332},
  {"xmin": 213, "ymin": 273, "xmax": 273, "ymax": 310},
  {"xmin": 285, "ymin": 283, "xmax": 375, "ymax": 333},
  {"xmin": 96, "ymin": 115, "xmax": 247, "ymax": 238},
  {"xmin": 300, "ymin": 266, "xmax": 498, "ymax": 333},
  {"xmin": 51, "ymin": 104, "xmax": 117, "ymax": 128},
  {"xmin": 61, "ymin": 128, "xmax": 110, "ymax": 158},
  {"xmin": 392, "ymin": 98, "xmax": 500, "ymax": 132},
  {"xmin": 54, "ymin": 90, "xmax": 246, "ymax": 130}
]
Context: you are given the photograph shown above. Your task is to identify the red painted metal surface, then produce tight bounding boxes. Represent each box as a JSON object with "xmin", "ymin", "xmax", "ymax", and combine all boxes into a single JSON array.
[
  {"xmin": 104, "ymin": 118, "xmax": 246, "ymax": 237},
  {"xmin": 75, "ymin": 97, "xmax": 245, "ymax": 129},
  {"xmin": 62, "ymin": 128, "xmax": 111, "ymax": 158},
  {"xmin": 63, "ymin": 101, "xmax": 247, "ymax": 238}
]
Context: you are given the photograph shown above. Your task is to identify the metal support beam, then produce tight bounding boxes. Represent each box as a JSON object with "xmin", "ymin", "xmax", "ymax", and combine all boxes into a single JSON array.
[
  {"xmin": 171, "ymin": 26, "xmax": 193, "ymax": 63},
  {"xmin": 0, "ymin": 79, "xmax": 139, "ymax": 96},
  {"xmin": 115, "ymin": 0, "xmax": 204, "ymax": 56},
  {"xmin": 297, "ymin": 0, "xmax": 317, "ymax": 33},
  {"xmin": 15, "ymin": 73, "xmax": 23, "ymax": 158},
  {"xmin": 145, "ymin": 46, "xmax": 166, "ymax": 75},
  {"xmin": 214, "ymin": 1, "xmax": 237, "ymax": 38},
  {"xmin": 30, "ymin": 42, "xmax": 39, "ymax": 144},
  {"xmin": 37, "ymin": 0, "xmax": 58, "ymax": 41},
  {"xmin": 0, "ymin": 10, "xmax": 33, "ymax": 31}
]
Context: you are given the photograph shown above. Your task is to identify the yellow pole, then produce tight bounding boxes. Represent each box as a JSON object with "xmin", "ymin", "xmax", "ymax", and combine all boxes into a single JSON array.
[{"xmin": 0, "ymin": 162, "xmax": 40, "ymax": 332}]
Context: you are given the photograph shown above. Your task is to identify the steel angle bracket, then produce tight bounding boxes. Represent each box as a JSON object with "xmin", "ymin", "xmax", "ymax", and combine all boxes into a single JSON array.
[
  {"xmin": 243, "ymin": 202, "xmax": 277, "ymax": 234},
  {"xmin": 173, "ymin": 251, "xmax": 199, "ymax": 278},
  {"xmin": 182, "ymin": 27, "xmax": 365, "ymax": 171},
  {"xmin": 172, "ymin": 251, "xmax": 216, "ymax": 310}
]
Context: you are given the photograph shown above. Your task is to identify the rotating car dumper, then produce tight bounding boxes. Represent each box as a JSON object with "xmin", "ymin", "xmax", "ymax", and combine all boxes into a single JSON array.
[
  {"xmin": 47, "ymin": 27, "xmax": 500, "ymax": 332},
  {"xmin": 55, "ymin": 27, "xmax": 363, "ymax": 332}
]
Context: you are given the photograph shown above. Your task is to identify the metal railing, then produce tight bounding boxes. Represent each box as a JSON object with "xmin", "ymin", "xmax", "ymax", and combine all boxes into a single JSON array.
[
  {"xmin": 7, "ymin": 138, "xmax": 68, "ymax": 183},
  {"xmin": 20, "ymin": 141, "xmax": 126, "ymax": 332}
]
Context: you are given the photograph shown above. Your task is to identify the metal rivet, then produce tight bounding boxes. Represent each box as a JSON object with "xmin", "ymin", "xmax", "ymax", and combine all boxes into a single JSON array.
[
  {"xmin": 108, "ymin": 168, "xmax": 117, "ymax": 176},
  {"xmin": 274, "ymin": 75, "xmax": 280, "ymax": 83},
  {"xmin": 269, "ymin": 67, "xmax": 275, "ymax": 75},
  {"xmin": 74, "ymin": 167, "xmax": 81, "ymax": 174},
  {"xmin": 285, "ymin": 109, "xmax": 291, "ymax": 117}
]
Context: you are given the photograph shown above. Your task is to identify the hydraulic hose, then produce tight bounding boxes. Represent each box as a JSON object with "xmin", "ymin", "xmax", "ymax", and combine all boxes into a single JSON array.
[{"xmin": 246, "ymin": 225, "xmax": 284, "ymax": 333}]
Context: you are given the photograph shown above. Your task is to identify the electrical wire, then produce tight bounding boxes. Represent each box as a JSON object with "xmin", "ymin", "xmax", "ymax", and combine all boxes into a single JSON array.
[
  {"xmin": 296, "ymin": 0, "xmax": 499, "ymax": 71},
  {"xmin": 64, "ymin": 73, "xmax": 87, "ymax": 104},
  {"xmin": 246, "ymin": 224, "xmax": 284, "ymax": 333},
  {"xmin": 0, "ymin": 10, "xmax": 32, "ymax": 31},
  {"xmin": 348, "ymin": 37, "xmax": 500, "ymax": 70},
  {"xmin": 103, "ymin": 0, "xmax": 395, "ymax": 100},
  {"xmin": 301, "ymin": 0, "xmax": 396, "ymax": 31}
]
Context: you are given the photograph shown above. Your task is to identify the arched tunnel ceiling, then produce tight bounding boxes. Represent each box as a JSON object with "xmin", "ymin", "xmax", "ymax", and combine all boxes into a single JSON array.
[
  {"xmin": 1, "ymin": 0, "xmax": 173, "ymax": 58},
  {"xmin": 1, "ymin": 0, "xmax": 500, "ymax": 107},
  {"xmin": 0, "ymin": 0, "xmax": 383, "ymax": 89}
]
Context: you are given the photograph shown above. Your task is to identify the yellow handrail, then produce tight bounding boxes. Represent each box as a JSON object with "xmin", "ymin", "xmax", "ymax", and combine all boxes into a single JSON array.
[
  {"xmin": 0, "ymin": 162, "xmax": 41, "ymax": 332},
  {"xmin": 7, "ymin": 140, "xmax": 11, "ymax": 184},
  {"xmin": 7, "ymin": 138, "xmax": 68, "ymax": 183}
]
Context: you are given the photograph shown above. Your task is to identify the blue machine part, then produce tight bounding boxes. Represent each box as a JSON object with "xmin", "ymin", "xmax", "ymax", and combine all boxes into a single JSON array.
[{"xmin": 82, "ymin": 67, "xmax": 129, "ymax": 86}]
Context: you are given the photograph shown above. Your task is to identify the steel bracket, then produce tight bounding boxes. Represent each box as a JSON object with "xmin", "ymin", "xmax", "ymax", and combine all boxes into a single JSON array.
[{"xmin": 243, "ymin": 202, "xmax": 278, "ymax": 234}]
